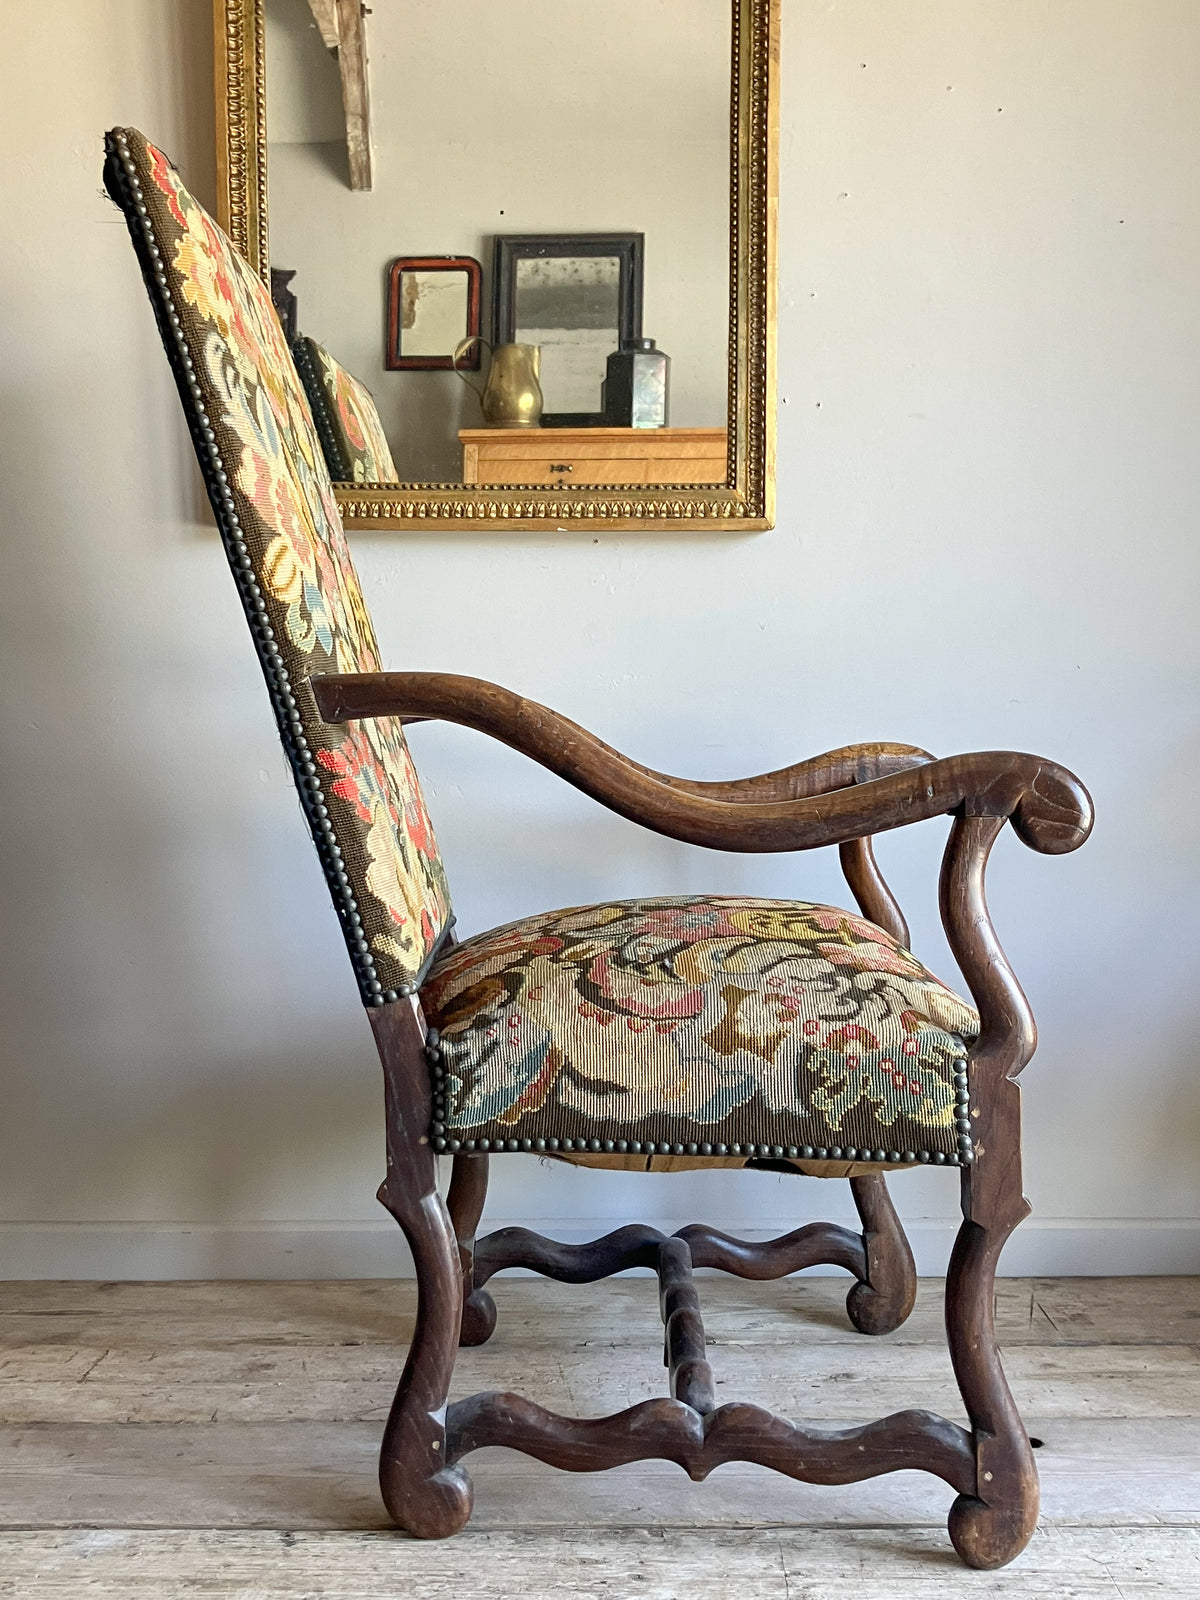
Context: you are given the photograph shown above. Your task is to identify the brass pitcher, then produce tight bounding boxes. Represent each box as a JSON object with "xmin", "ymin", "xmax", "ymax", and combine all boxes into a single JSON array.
[{"xmin": 454, "ymin": 336, "xmax": 543, "ymax": 428}]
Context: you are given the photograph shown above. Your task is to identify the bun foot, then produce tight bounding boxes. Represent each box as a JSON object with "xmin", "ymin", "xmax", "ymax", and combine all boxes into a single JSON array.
[
  {"xmin": 460, "ymin": 1287, "xmax": 497, "ymax": 1347},
  {"xmin": 381, "ymin": 1463, "xmax": 474, "ymax": 1540},
  {"xmin": 947, "ymin": 1488, "xmax": 1038, "ymax": 1571},
  {"xmin": 845, "ymin": 1277, "xmax": 911, "ymax": 1337}
]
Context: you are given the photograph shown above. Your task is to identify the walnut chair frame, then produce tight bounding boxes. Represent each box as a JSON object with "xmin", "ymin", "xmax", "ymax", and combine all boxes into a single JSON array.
[
  {"xmin": 312, "ymin": 672, "xmax": 1092, "ymax": 1570},
  {"xmin": 103, "ymin": 114, "xmax": 1089, "ymax": 1570}
]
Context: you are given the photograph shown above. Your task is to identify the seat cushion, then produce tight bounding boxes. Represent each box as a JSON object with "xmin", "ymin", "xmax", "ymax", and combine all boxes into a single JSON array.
[{"xmin": 420, "ymin": 897, "xmax": 979, "ymax": 1168}]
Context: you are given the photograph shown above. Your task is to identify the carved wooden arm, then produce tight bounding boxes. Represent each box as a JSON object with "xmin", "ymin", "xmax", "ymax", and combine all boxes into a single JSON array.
[
  {"xmin": 310, "ymin": 671, "xmax": 1092, "ymax": 860},
  {"xmin": 598, "ymin": 740, "xmax": 937, "ymax": 805},
  {"xmin": 312, "ymin": 669, "xmax": 1091, "ymax": 1086}
]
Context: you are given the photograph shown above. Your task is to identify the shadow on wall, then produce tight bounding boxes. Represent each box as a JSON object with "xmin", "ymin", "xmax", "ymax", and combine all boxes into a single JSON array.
[
  {"xmin": 0, "ymin": 341, "xmax": 387, "ymax": 1229},
  {"xmin": 382, "ymin": 366, "xmax": 480, "ymax": 484}
]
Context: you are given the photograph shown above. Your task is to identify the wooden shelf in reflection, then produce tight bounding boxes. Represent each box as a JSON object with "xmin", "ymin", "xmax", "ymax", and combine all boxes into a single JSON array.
[{"xmin": 459, "ymin": 427, "xmax": 728, "ymax": 488}]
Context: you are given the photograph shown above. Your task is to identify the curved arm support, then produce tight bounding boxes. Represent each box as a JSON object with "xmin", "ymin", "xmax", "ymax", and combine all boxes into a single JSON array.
[
  {"xmin": 312, "ymin": 671, "xmax": 1093, "ymax": 860},
  {"xmin": 939, "ymin": 813, "xmax": 1036, "ymax": 1067},
  {"xmin": 839, "ymin": 836, "xmax": 910, "ymax": 946},
  {"xmin": 343, "ymin": 683, "xmax": 935, "ymax": 805}
]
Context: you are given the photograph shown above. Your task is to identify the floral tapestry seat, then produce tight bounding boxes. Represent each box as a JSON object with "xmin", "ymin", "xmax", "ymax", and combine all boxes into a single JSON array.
[
  {"xmin": 421, "ymin": 895, "xmax": 979, "ymax": 1176},
  {"xmin": 293, "ymin": 334, "xmax": 398, "ymax": 484}
]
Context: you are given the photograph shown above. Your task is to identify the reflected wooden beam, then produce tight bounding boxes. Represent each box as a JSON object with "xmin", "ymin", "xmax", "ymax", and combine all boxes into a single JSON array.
[
  {"xmin": 334, "ymin": 0, "xmax": 373, "ymax": 191},
  {"xmin": 305, "ymin": 0, "xmax": 340, "ymax": 52}
]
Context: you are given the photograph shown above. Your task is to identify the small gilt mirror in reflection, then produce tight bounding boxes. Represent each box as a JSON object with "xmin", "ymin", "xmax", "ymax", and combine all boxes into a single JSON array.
[{"xmin": 386, "ymin": 257, "xmax": 482, "ymax": 371}]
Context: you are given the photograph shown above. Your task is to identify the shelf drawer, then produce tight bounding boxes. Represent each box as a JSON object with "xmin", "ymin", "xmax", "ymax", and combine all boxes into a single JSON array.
[
  {"xmin": 461, "ymin": 427, "xmax": 728, "ymax": 488},
  {"xmin": 469, "ymin": 456, "xmax": 726, "ymax": 487}
]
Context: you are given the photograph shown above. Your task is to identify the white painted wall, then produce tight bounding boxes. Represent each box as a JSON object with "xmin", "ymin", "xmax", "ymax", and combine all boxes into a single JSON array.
[{"xmin": 1, "ymin": 0, "xmax": 1198, "ymax": 1278}]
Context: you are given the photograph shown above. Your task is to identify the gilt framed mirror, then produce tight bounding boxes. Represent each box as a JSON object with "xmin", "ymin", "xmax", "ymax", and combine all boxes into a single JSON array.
[{"xmin": 215, "ymin": 0, "xmax": 778, "ymax": 532}]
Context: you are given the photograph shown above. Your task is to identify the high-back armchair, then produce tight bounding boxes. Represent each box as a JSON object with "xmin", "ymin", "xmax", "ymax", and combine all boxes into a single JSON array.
[{"xmin": 105, "ymin": 127, "xmax": 1092, "ymax": 1572}]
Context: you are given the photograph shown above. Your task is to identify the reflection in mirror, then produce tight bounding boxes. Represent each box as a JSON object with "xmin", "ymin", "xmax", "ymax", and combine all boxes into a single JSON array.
[
  {"xmin": 515, "ymin": 257, "xmax": 618, "ymax": 418},
  {"xmin": 496, "ymin": 235, "xmax": 643, "ymax": 425},
  {"xmin": 386, "ymin": 257, "xmax": 482, "ymax": 371},
  {"xmin": 264, "ymin": 0, "xmax": 731, "ymax": 485},
  {"xmin": 401, "ymin": 273, "xmax": 467, "ymax": 357}
]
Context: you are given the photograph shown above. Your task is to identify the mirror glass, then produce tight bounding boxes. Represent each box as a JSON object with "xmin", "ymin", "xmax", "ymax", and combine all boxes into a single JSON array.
[
  {"xmin": 495, "ymin": 235, "xmax": 642, "ymax": 424},
  {"xmin": 264, "ymin": 0, "xmax": 732, "ymax": 485},
  {"xmin": 399, "ymin": 272, "xmax": 469, "ymax": 359},
  {"xmin": 515, "ymin": 256, "xmax": 621, "ymax": 415}
]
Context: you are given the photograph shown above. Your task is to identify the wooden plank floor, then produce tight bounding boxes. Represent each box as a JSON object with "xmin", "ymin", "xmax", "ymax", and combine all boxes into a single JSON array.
[{"xmin": 1, "ymin": 1276, "xmax": 1199, "ymax": 1596}]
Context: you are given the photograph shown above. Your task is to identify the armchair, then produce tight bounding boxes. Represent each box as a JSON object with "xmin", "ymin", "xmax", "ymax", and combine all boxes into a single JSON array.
[{"xmin": 104, "ymin": 126, "xmax": 1092, "ymax": 1571}]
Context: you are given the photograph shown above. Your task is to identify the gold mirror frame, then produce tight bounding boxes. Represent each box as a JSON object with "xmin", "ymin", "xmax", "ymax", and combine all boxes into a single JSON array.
[{"xmin": 214, "ymin": 0, "xmax": 778, "ymax": 533}]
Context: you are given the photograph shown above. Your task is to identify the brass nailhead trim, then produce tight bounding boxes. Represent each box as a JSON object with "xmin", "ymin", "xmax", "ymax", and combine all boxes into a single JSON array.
[{"xmin": 293, "ymin": 337, "xmax": 354, "ymax": 483}]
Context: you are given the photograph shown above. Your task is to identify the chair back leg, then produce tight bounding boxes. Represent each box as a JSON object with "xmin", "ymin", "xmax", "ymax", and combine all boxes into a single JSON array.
[
  {"xmin": 845, "ymin": 1173, "xmax": 918, "ymax": 1335},
  {"xmin": 373, "ymin": 1002, "xmax": 474, "ymax": 1539},
  {"xmin": 447, "ymin": 1152, "xmax": 497, "ymax": 1346}
]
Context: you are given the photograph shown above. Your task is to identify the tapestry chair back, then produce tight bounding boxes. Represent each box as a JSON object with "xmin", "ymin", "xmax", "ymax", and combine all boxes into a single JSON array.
[
  {"xmin": 103, "ymin": 129, "xmax": 450, "ymax": 1002},
  {"xmin": 293, "ymin": 335, "xmax": 399, "ymax": 485}
]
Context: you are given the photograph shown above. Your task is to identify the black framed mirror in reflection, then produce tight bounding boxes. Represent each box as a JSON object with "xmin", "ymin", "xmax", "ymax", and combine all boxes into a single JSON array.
[{"xmin": 263, "ymin": 0, "xmax": 733, "ymax": 489}]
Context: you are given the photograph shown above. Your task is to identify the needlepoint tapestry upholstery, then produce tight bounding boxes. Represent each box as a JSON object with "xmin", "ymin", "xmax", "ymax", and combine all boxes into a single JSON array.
[
  {"xmin": 420, "ymin": 896, "xmax": 979, "ymax": 1166},
  {"xmin": 294, "ymin": 335, "xmax": 399, "ymax": 485},
  {"xmin": 104, "ymin": 128, "xmax": 450, "ymax": 999}
]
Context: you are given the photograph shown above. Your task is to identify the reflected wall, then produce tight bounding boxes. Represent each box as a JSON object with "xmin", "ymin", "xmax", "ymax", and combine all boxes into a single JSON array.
[{"xmin": 265, "ymin": 0, "xmax": 731, "ymax": 483}]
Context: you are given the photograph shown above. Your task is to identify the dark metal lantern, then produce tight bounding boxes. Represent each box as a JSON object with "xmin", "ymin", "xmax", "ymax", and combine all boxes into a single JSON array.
[{"xmin": 604, "ymin": 337, "xmax": 670, "ymax": 428}]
